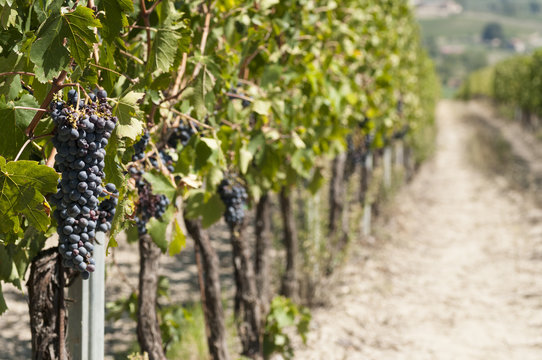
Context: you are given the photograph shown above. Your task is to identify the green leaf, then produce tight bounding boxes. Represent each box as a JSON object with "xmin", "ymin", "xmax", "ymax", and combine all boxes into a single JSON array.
[
  {"xmin": 0, "ymin": 96, "xmax": 36, "ymax": 159},
  {"xmin": 239, "ymin": 146, "xmax": 253, "ymax": 175},
  {"xmin": 113, "ymin": 92, "xmax": 145, "ymax": 140},
  {"xmin": 147, "ymin": 206, "xmax": 174, "ymax": 252},
  {"xmin": 0, "ymin": 157, "xmax": 59, "ymax": 234},
  {"xmin": 61, "ymin": 6, "xmax": 102, "ymax": 68},
  {"xmin": 142, "ymin": 170, "xmax": 176, "ymax": 199},
  {"xmin": 101, "ymin": 0, "xmax": 130, "ymax": 42},
  {"xmin": 194, "ymin": 137, "xmax": 220, "ymax": 170},
  {"xmin": 168, "ymin": 218, "xmax": 186, "ymax": 256},
  {"xmin": 261, "ymin": 65, "xmax": 281, "ymax": 88},
  {"xmin": 253, "ymin": 100, "xmax": 271, "ymax": 115},
  {"xmin": 188, "ymin": 70, "xmax": 210, "ymax": 118},
  {"xmin": 29, "ymin": 13, "xmax": 70, "ymax": 81},
  {"xmin": 184, "ymin": 190, "xmax": 225, "ymax": 228},
  {"xmin": 108, "ymin": 183, "xmax": 132, "ymax": 250},
  {"xmin": 148, "ymin": 28, "xmax": 184, "ymax": 73}
]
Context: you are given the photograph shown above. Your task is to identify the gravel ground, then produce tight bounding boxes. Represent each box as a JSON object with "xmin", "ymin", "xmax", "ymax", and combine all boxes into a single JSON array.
[{"xmin": 294, "ymin": 100, "xmax": 542, "ymax": 359}]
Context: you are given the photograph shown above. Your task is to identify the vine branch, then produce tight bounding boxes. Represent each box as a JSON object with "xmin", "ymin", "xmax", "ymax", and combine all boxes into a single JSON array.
[
  {"xmin": 0, "ymin": 71, "xmax": 36, "ymax": 77},
  {"xmin": 25, "ymin": 71, "xmax": 68, "ymax": 137}
]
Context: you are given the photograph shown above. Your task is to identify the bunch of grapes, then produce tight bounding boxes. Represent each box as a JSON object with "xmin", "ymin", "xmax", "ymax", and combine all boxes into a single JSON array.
[
  {"xmin": 132, "ymin": 131, "xmax": 150, "ymax": 161},
  {"xmin": 128, "ymin": 166, "xmax": 170, "ymax": 235},
  {"xmin": 217, "ymin": 177, "xmax": 248, "ymax": 229},
  {"xmin": 148, "ymin": 150, "xmax": 174, "ymax": 173},
  {"xmin": 50, "ymin": 89, "xmax": 117, "ymax": 279},
  {"xmin": 134, "ymin": 181, "xmax": 170, "ymax": 234},
  {"xmin": 168, "ymin": 121, "xmax": 199, "ymax": 147}
]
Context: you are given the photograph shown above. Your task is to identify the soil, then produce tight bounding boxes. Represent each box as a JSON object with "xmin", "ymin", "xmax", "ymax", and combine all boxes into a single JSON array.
[
  {"xmin": 294, "ymin": 100, "xmax": 542, "ymax": 359},
  {"xmin": 3, "ymin": 100, "xmax": 542, "ymax": 360}
]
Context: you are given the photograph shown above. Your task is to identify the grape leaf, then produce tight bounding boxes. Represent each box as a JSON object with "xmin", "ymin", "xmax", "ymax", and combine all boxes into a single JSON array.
[
  {"xmin": 30, "ymin": 6, "xmax": 100, "ymax": 81},
  {"xmin": 146, "ymin": 0, "xmax": 189, "ymax": 72},
  {"xmin": 0, "ymin": 157, "xmax": 59, "ymax": 234},
  {"xmin": 61, "ymin": 6, "xmax": 102, "ymax": 68},
  {"xmin": 108, "ymin": 182, "xmax": 132, "ymax": 251},
  {"xmin": 147, "ymin": 205, "xmax": 174, "ymax": 252},
  {"xmin": 113, "ymin": 91, "xmax": 145, "ymax": 140},
  {"xmin": 142, "ymin": 170, "xmax": 176, "ymax": 199},
  {"xmin": 101, "ymin": 0, "xmax": 130, "ymax": 42},
  {"xmin": 239, "ymin": 146, "xmax": 253, "ymax": 174},
  {"xmin": 0, "ymin": 96, "xmax": 37, "ymax": 159},
  {"xmin": 184, "ymin": 189, "xmax": 224, "ymax": 228},
  {"xmin": 168, "ymin": 218, "xmax": 186, "ymax": 256},
  {"xmin": 148, "ymin": 28, "xmax": 185, "ymax": 73},
  {"xmin": 29, "ymin": 13, "xmax": 69, "ymax": 82}
]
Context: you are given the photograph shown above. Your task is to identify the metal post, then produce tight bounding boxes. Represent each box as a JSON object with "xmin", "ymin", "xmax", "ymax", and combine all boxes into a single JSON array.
[
  {"xmin": 67, "ymin": 273, "xmax": 89, "ymax": 360},
  {"xmin": 395, "ymin": 140, "xmax": 404, "ymax": 168},
  {"xmin": 383, "ymin": 146, "xmax": 392, "ymax": 188},
  {"xmin": 89, "ymin": 232, "xmax": 105, "ymax": 360},
  {"xmin": 362, "ymin": 152, "xmax": 373, "ymax": 237},
  {"xmin": 66, "ymin": 231, "xmax": 105, "ymax": 360}
]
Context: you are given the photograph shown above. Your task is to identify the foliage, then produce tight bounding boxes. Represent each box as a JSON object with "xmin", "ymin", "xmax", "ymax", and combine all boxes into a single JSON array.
[
  {"xmin": 459, "ymin": 50, "xmax": 542, "ymax": 119},
  {"xmin": 0, "ymin": 0, "xmax": 438, "ymax": 340},
  {"xmin": 262, "ymin": 296, "xmax": 311, "ymax": 360}
]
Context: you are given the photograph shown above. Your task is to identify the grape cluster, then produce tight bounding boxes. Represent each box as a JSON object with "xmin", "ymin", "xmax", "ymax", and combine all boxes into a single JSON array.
[
  {"xmin": 217, "ymin": 177, "xmax": 248, "ymax": 229},
  {"xmin": 168, "ymin": 122, "xmax": 199, "ymax": 147},
  {"xmin": 50, "ymin": 89, "xmax": 117, "ymax": 279},
  {"xmin": 149, "ymin": 150, "xmax": 175, "ymax": 173},
  {"xmin": 132, "ymin": 131, "xmax": 150, "ymax": 161},
  {"xmin": 128, "ymin": 167, "xmax": 170, "ymax": 235}
]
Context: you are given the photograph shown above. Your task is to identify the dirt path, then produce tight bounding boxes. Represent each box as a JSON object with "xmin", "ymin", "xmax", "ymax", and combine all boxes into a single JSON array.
[{"xmin": 295, "ymin": 100, "xmax": 542, "ymax": 359}]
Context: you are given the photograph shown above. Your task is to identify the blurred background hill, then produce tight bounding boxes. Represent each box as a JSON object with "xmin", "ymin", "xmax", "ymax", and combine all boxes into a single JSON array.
[{"xmin": 415, "ymin": 0, "xmax": 542, "ymax": 97}]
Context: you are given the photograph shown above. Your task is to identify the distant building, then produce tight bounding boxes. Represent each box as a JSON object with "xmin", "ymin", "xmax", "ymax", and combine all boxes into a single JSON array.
[
  {"xmin": 414, "ymin": 0, "xmax": 463, "ymax": 18},
  {"xmin": 439, "ymin": 44, "xmax": 465, "ymax": 55},
  {"xmin": 510, "ymin": 39, "xmax": 526, "ymax": 53}
]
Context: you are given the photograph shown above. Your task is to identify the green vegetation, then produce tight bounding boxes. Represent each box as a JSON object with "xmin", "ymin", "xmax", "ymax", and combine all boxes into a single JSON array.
[{"xmin": 0, "ymin": 0, "xmax": 439, "ymax": 358}]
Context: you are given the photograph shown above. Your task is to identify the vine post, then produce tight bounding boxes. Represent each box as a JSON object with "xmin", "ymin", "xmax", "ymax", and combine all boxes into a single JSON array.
[{"xmin": 362, "ymin": 153, "xmax": 374, "ymax": 237}]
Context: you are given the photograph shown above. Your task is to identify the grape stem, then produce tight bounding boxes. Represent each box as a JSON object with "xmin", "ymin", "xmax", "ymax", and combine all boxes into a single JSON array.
[
  {"xmin": 25, "ymin": 70, "xmax": 67, "ymax": 137},
  {"xmin": 225, "ymin": 92, "xmax": 253, "ymax": 103},
  {"xmin": 14, "ymin": 139, "xmax": 31, "ymax": 162},
  {"xmin": 89, "ymin": 63, "xmax": 138, "ymax": 84},
  {"xmin": 102, "ymin": 190, "xmax": 119, "ymax": 198},
  {"xmin": 58, "ymin": 83, "xmax": 92, "ymax": 101},
  {"xmin": 14, "ymin": 132, "xmax": 55, "ymax": 161},
  {"xmin": 13, "ymin": 106, "xmax": 49, "ymax": 112},
  {"xmin": 119, "ymin": 49, "xmax": 145, "ymax": 65},
  {"xmin": 191, "ymin": 5, "xmax": 211, "ymax": 79},
  {"xmin": 46, "ymin": 148, "xmax": 57, "ymax": 168},
  {"xmin": 0, "ymin": 71, "xmax": 36, "ymax": 77},
  {"xmin": 165, "ymin": 106, "xmax": 213, "ymax": 130}
]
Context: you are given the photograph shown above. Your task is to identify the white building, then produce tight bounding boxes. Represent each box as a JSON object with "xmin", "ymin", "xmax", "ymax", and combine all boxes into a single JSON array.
[{"xmin": 414, "ymin": 0, "xmax": 463, "ymax": 18}]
